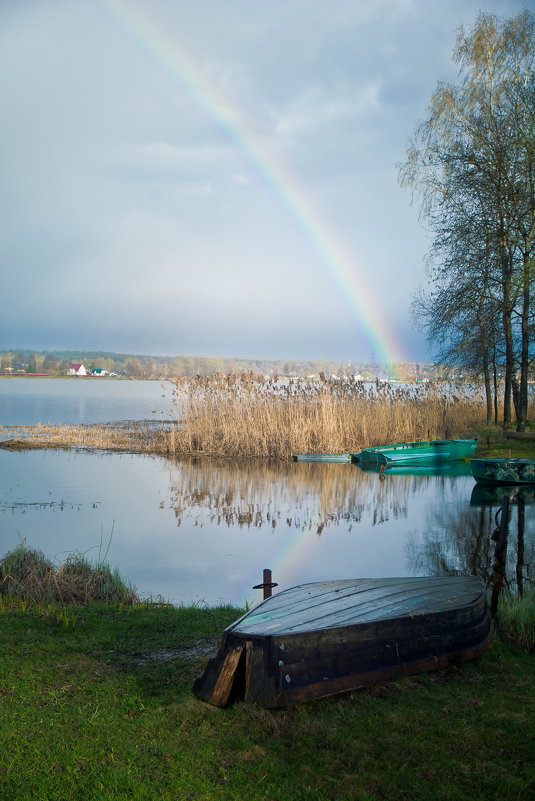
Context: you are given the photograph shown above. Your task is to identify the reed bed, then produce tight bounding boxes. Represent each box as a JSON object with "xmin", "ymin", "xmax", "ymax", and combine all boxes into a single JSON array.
[
  {"xmin": 0, "ymin": 544, "xmax": 138, "ymax": 605},
  {"xmin": 0, "ymin": 421, "xmax": 165, "ymax": 453},
  {"xmin": 1, "ymin": 375, "xmax": 527, "ymax": 459},
  {"xmin": 161, "ymin": 373, "xmax": 489, "ymax": 458}
]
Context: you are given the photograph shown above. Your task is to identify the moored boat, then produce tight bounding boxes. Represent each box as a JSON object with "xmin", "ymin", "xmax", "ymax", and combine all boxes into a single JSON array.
[
  {"xmin": 292, "ymin": 453, "xmax": 353, "ymax": 463},
  {"xmin": 470, "ymin": 457, "xmax": 535, "ymax": 485},
  {"xmin": 357, "ymin": 461, "xmax": 473, "ymax": 477},
  {"xmin": 355, "ymin": 439, "xmax": 477, "ymax": 467},
  {"xmin": 193, "ymin": 575, "xmax": 492, "ymax": 709}
]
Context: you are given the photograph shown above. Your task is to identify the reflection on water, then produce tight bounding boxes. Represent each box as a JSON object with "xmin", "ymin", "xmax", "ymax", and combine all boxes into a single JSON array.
[
  {"xmin": 167, "ymin": 460, "xmax": 411, "ymax": 531},
  {"xmin": 1, "ymin": 450, "xmax": 533, "ymax": 605}
]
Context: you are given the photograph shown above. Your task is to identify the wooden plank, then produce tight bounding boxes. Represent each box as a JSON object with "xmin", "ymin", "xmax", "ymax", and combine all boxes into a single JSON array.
[
  {"xmin": 277, "ymin": 615, "xmax": 493, "ymax": 690},
  {"xmin": 272, "ymin": 599, "xmax": 489, "ymax": 663},
  {"xmin": 243, "ymin": 638, "xmax": 278, "ymax": 707},
  {"xmin": 234, "ymin": 576, "xmax": 477, "ymax": 624},
  {"xmin": 231, "ymin": 577, "xmax": 484, "ymax": 635},
  {"xmin": 209, "ymin": 643, "xmax": 244, "ymax": 707},
  {"xmin": 279, "ymin": 628, "xmax": 494, "ymax": 708}
]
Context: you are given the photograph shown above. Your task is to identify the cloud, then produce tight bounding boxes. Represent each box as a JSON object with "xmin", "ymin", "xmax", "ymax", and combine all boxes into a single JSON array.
[
  {"xmin": 273, "ymin": 82, "xmax": 382, "ymax": 140},
  {"xmin": 0, "ymin": 0, "xmax": 525, "ymax": 363}
]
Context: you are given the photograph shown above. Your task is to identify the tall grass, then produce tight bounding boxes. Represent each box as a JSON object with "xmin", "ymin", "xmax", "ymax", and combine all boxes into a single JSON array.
[
  {"xmin": 0, "ymin": 544, "xmax": 138, "ymax": 605},
  {"xmin": 497, "ymin": 588, "xmax": 535, "ymax": 651},
  {"xmin": 161, "ymin": 373, "xmax": 488, "ymax": 458},
  {"xmin": 2, "ymin": 375, "xmax": 531, "ymax": 459}
]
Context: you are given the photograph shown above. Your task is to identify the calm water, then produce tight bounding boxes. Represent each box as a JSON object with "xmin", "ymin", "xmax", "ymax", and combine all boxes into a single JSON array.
[
  {"xmin": 0, "ymin": 377, "xmax": 173, "ymax": 425},
  {"xmin": 0, "ymin": 378, "xmax": 533, "ymax": 605},
  {"xmin": 1, "ymin": 449, "xmax": 533, "ymax": 606}
]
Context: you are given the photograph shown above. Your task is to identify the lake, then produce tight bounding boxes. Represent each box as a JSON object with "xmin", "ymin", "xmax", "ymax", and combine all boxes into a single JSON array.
[
  {"xmin": 0, "ymin": 377, "xmax": 174, "ymax": 425},
  {"xmin": 1, "ymin": 379, "xmax": 533, "ymax": 606}
]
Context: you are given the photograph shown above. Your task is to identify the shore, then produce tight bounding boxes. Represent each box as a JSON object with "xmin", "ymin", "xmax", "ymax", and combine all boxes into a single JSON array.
[{"xmin": 1, "ymin": 600, "xmax": 533, "ymax": 801}]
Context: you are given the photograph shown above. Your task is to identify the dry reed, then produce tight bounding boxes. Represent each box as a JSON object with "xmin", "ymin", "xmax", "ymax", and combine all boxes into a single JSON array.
[
  {"xmin": 0, "ymin": 544, "xmax": 138, "ymax": 605},
  {"xmin": 0, "ymin": 375, "xmax": 520, "ymax": 459},
  {"xmin": 0, "ymin": 421, "xmax": 165, "ymax": 453},
  {"xmin": 161, "ymin": 373, "xmax": 490, "ymax": 459}
]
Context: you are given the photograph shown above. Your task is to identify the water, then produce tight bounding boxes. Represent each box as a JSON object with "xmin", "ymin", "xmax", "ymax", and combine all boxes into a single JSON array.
[
  {"xmin": 1, "ymin": 379, "xmax": 533, "ymax": 605},
  {"xmin": 1, "ymin": 449, "xmax": 532, "ymax": 606},
  {"xmin": 0, "ymin": 377, "xmax": 174, "ymax": 425}
]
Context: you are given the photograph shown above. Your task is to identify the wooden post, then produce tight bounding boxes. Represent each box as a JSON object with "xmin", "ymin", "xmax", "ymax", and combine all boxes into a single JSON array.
[{"xmin": 253, "ymin": 568, "xmax": 278, "ymax": 599}]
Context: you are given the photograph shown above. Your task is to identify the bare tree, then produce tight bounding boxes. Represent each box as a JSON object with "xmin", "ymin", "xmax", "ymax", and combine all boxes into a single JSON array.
[{"xmin": 400, "ymin": 10, "xmax": 534, "ymax": 429}]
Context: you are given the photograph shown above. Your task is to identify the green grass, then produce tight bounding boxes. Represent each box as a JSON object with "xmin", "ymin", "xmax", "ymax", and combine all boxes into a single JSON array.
[
  {"xmin": 1, "ymin": 603, "xmax": 533, "ymax": 801},
  {"xmin": 473, "ymin": 427, "xmax": 535, "ymax": 459},
  {"xmin": 497, "ymin": 589, "xmax": 535, "ymax": 652}
]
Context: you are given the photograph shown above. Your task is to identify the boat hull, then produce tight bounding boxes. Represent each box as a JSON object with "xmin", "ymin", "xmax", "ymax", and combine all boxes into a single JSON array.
[
  {"xmin": 471, "ymin": 458, "xmax": 535, "ymax": 485},
  {"xmin": 356, "ymin": 439, "xmax": 478, "ymax": 466},
  {"xmin": 292, "ymin": 453, "xmax": 353, "ymax": 463},
  {"xmin": 193, "ymin": 576, "xmax": 492, "ymax": 709}
]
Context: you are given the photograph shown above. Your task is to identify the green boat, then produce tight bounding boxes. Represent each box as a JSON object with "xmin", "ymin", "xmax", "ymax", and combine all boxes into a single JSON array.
[
  {"xmin": 292, "ymin": 453, "xmax": 353, "ymax": 463},
  {"xmin": 470, "ymin": 458, "xmax": 535, "ymax": 485},
  {"xmin": 358, "ymin": 461, "xmax": 473, "ymax": 478},
  {"xmin": 355, "ymin": 439, "xmax": 478, "ymax": 467}
]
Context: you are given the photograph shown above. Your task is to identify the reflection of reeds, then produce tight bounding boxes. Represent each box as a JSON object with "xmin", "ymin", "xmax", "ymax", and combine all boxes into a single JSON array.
[
  {"xmin": 163, "ymin": 374, "xmax": 488, "ymax": 458},
  {"xmin": 165, "ymin": 457, "xmax": 411, "ymax": 531}
]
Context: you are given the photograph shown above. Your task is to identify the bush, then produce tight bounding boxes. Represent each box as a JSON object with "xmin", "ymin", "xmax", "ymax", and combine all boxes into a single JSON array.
[{"xmin": 0, "ymin": 545, "xmax": 138, "ymax": 606}]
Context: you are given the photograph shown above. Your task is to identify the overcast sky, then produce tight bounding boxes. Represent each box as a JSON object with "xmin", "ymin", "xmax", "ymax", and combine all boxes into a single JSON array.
[{"xmin": 0, "ymin": 0, "xmax": 527, "ymax": 364}]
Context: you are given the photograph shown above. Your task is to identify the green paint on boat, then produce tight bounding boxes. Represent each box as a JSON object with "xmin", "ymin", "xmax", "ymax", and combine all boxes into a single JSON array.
[
  {"xmin": 356, "ymin": 439, "xmax": 477, "ymax": 467},
  {"xmin": 470, "ymin": 458, "xmax": 535, "ymax": 485}
]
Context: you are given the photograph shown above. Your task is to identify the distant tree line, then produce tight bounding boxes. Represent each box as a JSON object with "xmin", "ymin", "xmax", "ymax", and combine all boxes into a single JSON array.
[
  {"xmin": 400, "ymin": 10, "xmax": 534, "ymax": 429},
  {"xmin": 0, "ymin": 350, "xmax": 432, "ymax": 382}
]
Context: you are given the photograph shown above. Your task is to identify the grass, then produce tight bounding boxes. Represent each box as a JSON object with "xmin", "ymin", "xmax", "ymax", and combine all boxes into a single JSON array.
[
  {"xmin": 0, "ymin": 545, "xmax": 138, "ymax": 606},
  {"xmin": 0, "ymin": 600, "xmax": 533, "ymax": 801},
  {"xmin": 496, "ymin": 588, "xmax": 535, "ymax": 652}
]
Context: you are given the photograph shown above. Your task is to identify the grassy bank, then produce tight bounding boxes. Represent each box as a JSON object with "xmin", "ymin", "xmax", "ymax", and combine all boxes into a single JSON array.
[
  {"xmin": 1, "ymin": 599, "xmax": 533, "ymax": 801},
  {"xmin": 3, "ymin": 375, "xmax": 534, "ymax": 459}
]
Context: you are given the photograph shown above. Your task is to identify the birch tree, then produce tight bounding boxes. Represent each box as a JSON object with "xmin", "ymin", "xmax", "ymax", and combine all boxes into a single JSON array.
[{"xmin": 400, "ymin": 10, "xmax": 534, "ymax": 429}]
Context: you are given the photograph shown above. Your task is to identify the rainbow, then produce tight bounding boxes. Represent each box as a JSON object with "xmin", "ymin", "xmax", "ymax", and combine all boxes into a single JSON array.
[{"xmin": 93, "ymin": 0, "xmax": 406, "ymax": 369}]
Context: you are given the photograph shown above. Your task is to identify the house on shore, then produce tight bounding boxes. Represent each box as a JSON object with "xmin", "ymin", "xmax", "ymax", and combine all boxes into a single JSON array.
[{"xmin": 69, "ymin": 363, "xmax": 88, "ymax": 376}]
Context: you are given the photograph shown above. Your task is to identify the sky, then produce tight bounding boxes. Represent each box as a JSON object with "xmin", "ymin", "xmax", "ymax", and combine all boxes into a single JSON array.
[{"xmin": 0, "ymin": 0, "xmax": 528, "ymax": 365}]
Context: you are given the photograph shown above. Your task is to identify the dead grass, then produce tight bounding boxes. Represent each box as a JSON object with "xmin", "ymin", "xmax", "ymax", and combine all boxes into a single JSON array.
[
  {"xmin": 0, "ymin": 544, "xmax": 138, "ymax": 605},
  {"xmin": 0, "ymin": 420, "xmax": 165, "ymax": 453},
  {"xmin": 162, "ymin": 373, "xmax": 489, "ymax": 458},
  {"xmin": 1, "ymin": 375, "xmax": 530, "ymax": 459}
]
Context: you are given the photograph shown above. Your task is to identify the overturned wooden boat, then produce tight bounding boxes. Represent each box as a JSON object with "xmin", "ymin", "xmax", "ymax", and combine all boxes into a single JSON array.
[
  {"xmin": 356, "ymin": 439, "xmax": 478, "ymax": 467},
  {"xmin": 193, "ymin": 576, "xmax": 493, "ymax": 709},
  {"xmin": 471, "ymin": 457, "xmax": 535, "ymax": 485},
  {"xmin": 292, "ymin": 453, "xmax": 353, "ymax": 463}
]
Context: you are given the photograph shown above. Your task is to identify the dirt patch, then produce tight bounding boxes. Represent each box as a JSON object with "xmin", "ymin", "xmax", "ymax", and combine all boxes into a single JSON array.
[{"xmin": 123, "ymin": 641, "xmax": 218, "ymax": 668}]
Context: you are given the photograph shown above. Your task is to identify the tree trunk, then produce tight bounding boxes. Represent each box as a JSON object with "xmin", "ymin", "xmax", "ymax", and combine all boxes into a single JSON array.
[
  {"xmin": 501, "ymin": 255, "xmax": 514, "ymax": 427},
  {"xmin": 517, "ymin": 247, "xmax": 531, "ymax": 431}
]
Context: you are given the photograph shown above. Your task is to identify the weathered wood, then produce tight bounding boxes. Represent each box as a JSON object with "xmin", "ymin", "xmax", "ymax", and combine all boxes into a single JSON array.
[
  {"xmin": 209, "ymin": 642, "xmax": 244, "ymax": 707},
  {"xmin": 192, "ymin": 576, "xmax": 493, "ymax": 709},
  {"xmin": 231, "ymin": 576, "xmax": 485, "ymax": 635},
  {"xmin": 279, "ymin": 632, "xmax": 494, "ymax": 707}
]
